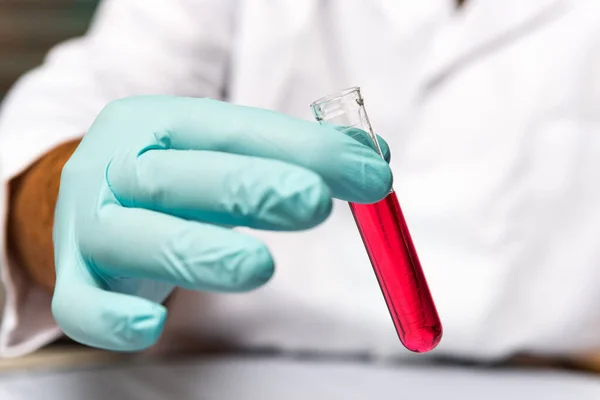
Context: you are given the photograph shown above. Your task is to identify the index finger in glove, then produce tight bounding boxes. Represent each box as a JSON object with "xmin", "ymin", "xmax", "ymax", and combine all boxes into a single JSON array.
[{"xmin": 96, "ymin": 96, "xmax": 392, "ymax": 204}]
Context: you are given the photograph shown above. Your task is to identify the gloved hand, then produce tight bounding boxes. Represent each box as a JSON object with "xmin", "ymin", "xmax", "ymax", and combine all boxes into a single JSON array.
[{"xmin": 52, "ymin": 96, "xmax": 392, "ymax": 351}]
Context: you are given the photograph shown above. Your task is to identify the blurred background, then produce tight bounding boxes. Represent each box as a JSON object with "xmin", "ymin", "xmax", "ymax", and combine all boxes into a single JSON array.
[
  {"xmin": 1, "ymin": 2, "xmax": 600, "ymax": 399},
  {"xmin": 0, "ymin": 0, "xmax": 99, "ymax": 100}
]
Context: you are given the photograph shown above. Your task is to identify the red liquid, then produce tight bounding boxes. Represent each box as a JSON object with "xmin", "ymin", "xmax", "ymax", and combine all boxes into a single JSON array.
[{"xmin": 350, "ymin": 191, "xmax": 442, "ymax": 353}]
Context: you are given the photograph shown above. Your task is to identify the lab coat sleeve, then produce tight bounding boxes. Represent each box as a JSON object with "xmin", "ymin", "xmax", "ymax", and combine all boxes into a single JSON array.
[{"xmin": 0, "ymin": 0, "xmax": 236, "ymax": 357}]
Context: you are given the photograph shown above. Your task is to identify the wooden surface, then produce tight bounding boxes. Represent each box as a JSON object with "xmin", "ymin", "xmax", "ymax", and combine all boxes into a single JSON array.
[{"xmin": 0, "ymin": 346, "xmax": 128, "ymax": 373}]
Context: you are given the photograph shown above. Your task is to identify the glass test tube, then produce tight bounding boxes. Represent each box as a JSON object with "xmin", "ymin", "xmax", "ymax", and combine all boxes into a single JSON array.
[{"xmin": 310, "ymin": 87, "xmax": 443, "ymax": 353}]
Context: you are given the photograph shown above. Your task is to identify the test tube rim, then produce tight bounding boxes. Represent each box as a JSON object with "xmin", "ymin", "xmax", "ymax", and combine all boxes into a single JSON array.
[{"xmin": 309, "ymin": 86, "xmax": 362, "ymax": 109}]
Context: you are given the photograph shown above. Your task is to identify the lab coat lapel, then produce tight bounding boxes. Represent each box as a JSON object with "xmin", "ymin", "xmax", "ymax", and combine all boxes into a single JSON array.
[{"xmin": 420, "ymin": 0, "xmax": 569, "ymax": 90}]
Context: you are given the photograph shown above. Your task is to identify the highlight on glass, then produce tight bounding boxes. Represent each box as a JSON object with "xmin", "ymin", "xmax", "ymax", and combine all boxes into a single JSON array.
[{"xmin": 310, "ymin": 87, "xmax": 443, "ymax": 353}]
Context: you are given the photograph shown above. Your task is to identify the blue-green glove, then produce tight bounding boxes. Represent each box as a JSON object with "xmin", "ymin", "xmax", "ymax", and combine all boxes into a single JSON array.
[{"xmin": 52, "ymin": 96, "xmax": 392, "ymax": 351}]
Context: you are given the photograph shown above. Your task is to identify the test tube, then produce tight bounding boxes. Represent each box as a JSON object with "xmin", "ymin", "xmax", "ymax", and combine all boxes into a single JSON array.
[{"xmin": 310, "ymin": 87, "xmax": 443, "ymax": 353}]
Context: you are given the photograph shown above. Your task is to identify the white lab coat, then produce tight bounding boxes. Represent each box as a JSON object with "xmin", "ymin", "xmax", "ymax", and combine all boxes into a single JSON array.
[{"xmin": 1, "ymin": 0, "xmax": 600, "ymax": 360}]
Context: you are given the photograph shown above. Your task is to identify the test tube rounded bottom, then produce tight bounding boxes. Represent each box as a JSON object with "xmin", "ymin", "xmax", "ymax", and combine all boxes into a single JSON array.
[{"xmin": 350, "ymin": 191, "xmax": 443, "ymax": 353}]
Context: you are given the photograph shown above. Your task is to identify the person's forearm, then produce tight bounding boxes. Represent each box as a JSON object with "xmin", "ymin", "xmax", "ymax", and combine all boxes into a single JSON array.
[{"xmin": 7, "ymin": 139, "xmax": 81, "ymax": 292}]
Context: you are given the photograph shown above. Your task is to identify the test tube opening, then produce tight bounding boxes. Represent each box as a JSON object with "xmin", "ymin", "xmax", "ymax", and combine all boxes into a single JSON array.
[
  {"xmin": 310, "ymin": 86, "xmax": 362, "ymax": 118},
  {"xmin": 310, "ymin": 87, "xmax": 384, "ymax": 158}
]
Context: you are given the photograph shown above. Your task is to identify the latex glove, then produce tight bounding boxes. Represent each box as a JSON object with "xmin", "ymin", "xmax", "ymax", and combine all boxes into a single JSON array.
[{"xmin": 52, "ymin": 96, "xmax": 392, "ymax": 351}]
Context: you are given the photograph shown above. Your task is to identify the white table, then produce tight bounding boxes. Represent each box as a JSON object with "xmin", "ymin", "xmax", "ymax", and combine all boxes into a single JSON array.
[{"xmin": 1, "ymin": 354, "xmax": 600, "ymax": 400}]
